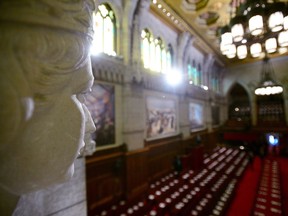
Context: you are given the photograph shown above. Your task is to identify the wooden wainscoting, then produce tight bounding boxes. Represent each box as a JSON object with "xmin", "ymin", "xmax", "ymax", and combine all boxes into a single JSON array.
[
  {"xmin": 125, "ymin": 148, "xmax": 149, "ymax": 201},
  {"xmin": 147, "ymin": 137, "xmax": 183, "ymax": 182},
  {"xmin": 86, "ymin": 148, "xmax": 125, "ymax": 216}
]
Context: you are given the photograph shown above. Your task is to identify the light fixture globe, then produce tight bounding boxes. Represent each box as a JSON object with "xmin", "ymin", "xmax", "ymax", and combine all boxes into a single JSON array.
[
  {"xmin": 248, "ymin": 5, "xmax": 265, "ymax": 36},
  {"xmin": 220, "ymin": 25, "xmax": 233, "ymax": 46},
  {"xmin": 230, "ymin": 15, "xmax": 246, "ymax": 42},
  {"xmin": 265, "ymin": 37, "xmax": 277, "ymax": 53},
  {"xmin": 220, "ymin": 43, "xmax": 230, "ymax": 55},
  {"xmin": 226, "ymin": 44, "xmax": 237, "ymax": 58},
  {"xmin": 219, "ymin": 25, "xmax": 234, "ymax": 56},
  {"xmin": 284, "ymin": 14, "xmax": 288, "ymax": 30},
  {"xmin": 268, "ymin": 2, "xmax": 285, "ymax": 32},
  {"xmin": 250, "ymin": 43, "xmax": 262, "ymax": 58},
  {"xmin": 278, "ymin": 30, "xmax": 288, "ymax": 47},
  {"xmin": 237, "ymin": 44, "xmax": 248, "ymax": 59},
  {"xmin": 254, "ymin": 83, "xmax": 283, "ymax": 95}
]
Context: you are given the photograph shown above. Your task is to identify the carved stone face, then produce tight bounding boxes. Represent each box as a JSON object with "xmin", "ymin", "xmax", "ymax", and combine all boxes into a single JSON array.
[
  {"xmin": 82, "ymin": 104, "xmax": 97, "ymax": 156},
  {"xmin": 0, "ymin": 27, "xmax": 95, "ymax": 195}
]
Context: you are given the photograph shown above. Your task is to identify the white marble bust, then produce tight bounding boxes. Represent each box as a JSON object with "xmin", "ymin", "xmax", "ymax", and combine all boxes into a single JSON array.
[{"xmin": 0, "ymin": 0, "xmax": 96, "ymax": 214}]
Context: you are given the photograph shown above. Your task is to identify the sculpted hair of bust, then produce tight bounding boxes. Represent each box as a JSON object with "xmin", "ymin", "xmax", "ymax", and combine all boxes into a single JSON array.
[{"xmin": 0, "ymin": 0, "xmax": 96, "ymax": 198}]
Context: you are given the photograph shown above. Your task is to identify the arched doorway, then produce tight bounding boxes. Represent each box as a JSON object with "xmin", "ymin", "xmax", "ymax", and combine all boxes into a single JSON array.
[{"xmin": 227, "ymin": 83, "xmax": 251, "ymax": 126}]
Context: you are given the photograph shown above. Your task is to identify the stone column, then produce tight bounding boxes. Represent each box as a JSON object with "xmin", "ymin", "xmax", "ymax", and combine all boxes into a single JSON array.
[
  {"xmin": 122, "ymin": 83, "xmax": 145, "ymax": 151},
  {"xmin": 179, "ymin": 96, "xmax": 190, "ymax": 138}
]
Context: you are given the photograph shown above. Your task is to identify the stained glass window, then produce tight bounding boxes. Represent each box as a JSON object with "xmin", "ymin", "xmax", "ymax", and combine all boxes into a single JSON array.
[
  {"xmin": 141, "ymin": 29, "xmax": 173, "ymax": 73},
  {"xmin": 141, "ymin": 29, "xmax": 152, "ymax": 69},
  {"xmin": 187, "ymin": 60, "xmax": 201, "ymax": 86},
  {"xmin": 91, "ymin": 4, "xmax": 116, "ymax": 56},
  {"xmin": 198, "ymin": 64, "xmax": 202, "ymax": 85},
  {"xmin": 211, "ymin": 76, "xmax": 220, "ymax": 92},
  {"xmin": 155, "ymin": 38, "xmax": 162, "ymax": 72},
  {"xmin": 150, "ymin": 37, "xmax": 156, "ymax": 71},
  {"xmin": 161, "ymin": 48, "xmax": 167, "ymax": 73},
  {"xmin": 166, "ymin": 45, "xmax": 173, "ymax": 74}
]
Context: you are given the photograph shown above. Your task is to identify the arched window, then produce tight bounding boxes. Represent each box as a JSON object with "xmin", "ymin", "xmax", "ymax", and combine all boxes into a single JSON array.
[
  {"xmin": 141, "ymin": 29, "xmax": 173, "ymax": 73},
  {"xmin": 149, "ymin": 37, "xmax": 156, "ymax": 71},
  {"xmin": 165, "ymin": 44, "xmax": 173, "ymax": 74},
  {"xmin": 141, "ymin": 29, "xmax": 152, "ymax": 69},
  {"xmin": 161, "ymin": 46, "xmax": 167, "ymax": 72},
  {"xmin": 197, "ymin": 63, "xmax": 202, "ymax": 85},
  {"xmin": 91, "ymin": 4, "xmax": 116, "ymax": 56},
  {"xmin": 155, "ymin": 38, "xmax": 163, "ymax": 72},
  {"xmin": 187, "ymin": 60, "xmax": 201, "ymax": 86},
  {"xmin": 211, "ymin": 73, "xmax": 220, "ymax": 92},
  {"xmin": 187, "ymin": 63, "xmax": 192, "ymax": 82}
]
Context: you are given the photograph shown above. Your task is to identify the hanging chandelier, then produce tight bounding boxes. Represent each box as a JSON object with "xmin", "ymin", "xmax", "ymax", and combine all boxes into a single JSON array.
[
  {"xmin": 219, "ymin": 0, "xmax": 288, "ymax": 59},
  {"xmin": 254, "ymin": 57, "xmax": 283, "ymax": 95}
]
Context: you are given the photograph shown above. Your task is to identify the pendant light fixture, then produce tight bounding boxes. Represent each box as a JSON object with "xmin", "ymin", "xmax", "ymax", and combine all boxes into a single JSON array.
[
  {"xmin": 219, "ymin": 0, "xmax": 288, "ymax": 60},
  {"xmin": 254, "ymin": 57, "xmax": 283, "ymax": 96}
]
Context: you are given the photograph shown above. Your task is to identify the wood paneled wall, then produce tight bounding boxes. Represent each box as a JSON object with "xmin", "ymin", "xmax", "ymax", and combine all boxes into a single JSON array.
[
  {"xmin": 125, "ymin": 148, "xmax": 149, "ymax": 201},
  {"xmin": 86, "ymin": 132, "xmax": 219, "ymax": 216},
  {"xmin": 86, "ymin": 147, "xmax": 126, "ymax": 215},
  {"xmin": 147, "ymin": 137, "xmax": 182, "ymax": 182}
]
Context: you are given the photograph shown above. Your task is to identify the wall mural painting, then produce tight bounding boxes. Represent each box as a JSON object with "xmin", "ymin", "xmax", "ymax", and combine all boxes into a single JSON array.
[
  {"xmin": 84, "ymin": 83, "xmax": 115, "ymax": 147},
  {"xmin": 146, "ymin": 96, "xmax": 177, "ymax": 139},
  {"xmin": 189, "ymin": 102, "xmax": 205, "ymax": 131}
]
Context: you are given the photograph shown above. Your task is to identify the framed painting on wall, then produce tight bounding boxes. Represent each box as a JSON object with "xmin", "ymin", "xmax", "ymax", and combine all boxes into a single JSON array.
[
  {"xmin": 189, "ymin": 102, "xmax": 205, "ymax": 132},
  {"xmin": 145, "ymin": 96, "xmax": 178, "ymax": 140},
  {"xmin": 84, "ymin": 83, "xmax": 115, "ymax": 147}
]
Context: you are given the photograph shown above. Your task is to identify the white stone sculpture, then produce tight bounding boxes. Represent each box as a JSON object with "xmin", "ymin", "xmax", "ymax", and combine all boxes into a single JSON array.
[{"xmin": 0, "ymin": 0, "xmax": 96, "ymax": 214}]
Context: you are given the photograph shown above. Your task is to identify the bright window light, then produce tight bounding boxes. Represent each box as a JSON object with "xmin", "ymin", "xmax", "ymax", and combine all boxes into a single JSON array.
[
  {"xmin": 91, "ymin": 4, "xmax": 116, "ymax": 56},
  {"xmin": 90, "ymin": 46, "xmax": 101, "ymax": 56},
  {"xmin": 166, "ymin": 70, "xmax": 182, "ymax": 86},
  {"xmin": 201, "ymin": 85, "xmax": 208, "ymax": 90}
]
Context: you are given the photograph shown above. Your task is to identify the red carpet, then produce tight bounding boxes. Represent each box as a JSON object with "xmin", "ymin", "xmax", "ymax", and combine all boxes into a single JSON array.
[
  {"xmin": 278, "ymin": 157, "xmax": 288, "ymax": 216},
  {"xmin": 226, "ymin": 156, "xmax": 262, "ymax": 216},
  {"xmin": 227, "ymin": 156, "xmax": 288, "ymax": 216},
  {"xmin": 251, "ymin": 158, "xmax": 283, "ymax": 215}
]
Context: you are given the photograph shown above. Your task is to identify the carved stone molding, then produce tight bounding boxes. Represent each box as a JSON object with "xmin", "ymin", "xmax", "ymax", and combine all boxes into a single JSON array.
[
  {"xmin": 90, "ymin": 54, "xmax": 222, "ymax": 100},
  {"xmin": 91, "ymin": 54, "xmax": 125, "ymax": 84}
]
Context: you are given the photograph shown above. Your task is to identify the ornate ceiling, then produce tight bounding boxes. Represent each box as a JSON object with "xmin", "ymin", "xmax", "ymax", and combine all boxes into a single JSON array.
[{"xmin": 150, "ymin": 0, "xmax": 288, "ymax": 66}]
